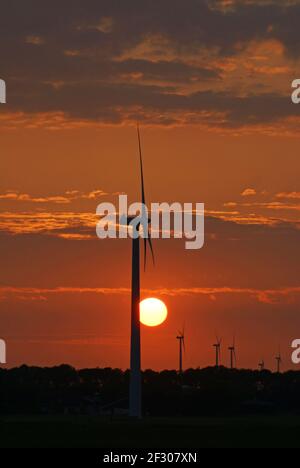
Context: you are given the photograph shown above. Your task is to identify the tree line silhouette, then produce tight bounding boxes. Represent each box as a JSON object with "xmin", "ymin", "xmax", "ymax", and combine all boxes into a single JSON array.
[{"xmin": 1, "ymin": 365, "xmax": 300, "ymax": 416}]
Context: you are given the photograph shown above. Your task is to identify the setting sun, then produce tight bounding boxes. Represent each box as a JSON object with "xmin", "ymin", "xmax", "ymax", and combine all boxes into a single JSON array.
[{"xmin": 140, "ymin": 298, "xmax": 168, "ymax": 327}]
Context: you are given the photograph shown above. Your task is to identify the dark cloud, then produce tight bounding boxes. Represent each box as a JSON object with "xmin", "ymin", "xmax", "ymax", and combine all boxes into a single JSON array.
[
  {"xmin": 0, "ymin": 0, "xmax": 298, "ymax": 54},
  {"xmin": 7, "ymin": 79, "xmax": 297, "ymax": 127},
  {"xmin": 0, "ymin": 0, "xmax": 299, "ymax": 127}
]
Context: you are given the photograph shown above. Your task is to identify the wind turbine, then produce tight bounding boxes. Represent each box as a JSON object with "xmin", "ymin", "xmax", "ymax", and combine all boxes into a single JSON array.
[
  {"xmin": 258, "ymin": 359, "xmax": 265, "ymax": 371},
  {"xmin": 275, "ymin": 348, "xmax": 282, "ymax": 374},
  {"xmin": 213, "ymin": 336, "xmax": 222, "ymax": 368},
  {"xmin": 176, "ymin": 327, "xmax": 185, "ymax": 374},
  {"xmin": 128, "ymin": 125, "xmax": 154, "ymax": 419},
  {"xmin": 228, "ymin": 336, "xmax": 236, "ymax": 370}
]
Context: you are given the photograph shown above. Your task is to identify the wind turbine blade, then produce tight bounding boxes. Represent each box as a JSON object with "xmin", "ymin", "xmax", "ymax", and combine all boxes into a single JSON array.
[
  {"xmin": 137, "ymin": 124, "xmax": 155, "ymax": 269},
  {"xmin": 143, "ymin": 237, "xmax": 147, "ymax": 271},
  {"xmin": 137, "ymin": 124, "xmax": 146, "ymax": 206},
  {"xmin": 147, "ymin": 236, "xmax": 155, "ymax": 265}
]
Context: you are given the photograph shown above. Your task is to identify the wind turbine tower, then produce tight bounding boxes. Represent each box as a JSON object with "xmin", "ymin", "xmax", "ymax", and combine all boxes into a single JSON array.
[
  {"xmin": 128, "ymin": 126, "xmax": 154, "ymax": 419},
  {"xmin": 228, "ymin": 336, "xmax": 236, "ymax": 370},
  {"xmin": 176, "ymin": 328, "xmax": 185, "ymax": 374},
  {"xmin": 213, "ymin": 337, "xmax": 222, "ymax": 368},
  {"xmin": 275, "ymin": 349, "xmax": 282, "ymax": 374}
]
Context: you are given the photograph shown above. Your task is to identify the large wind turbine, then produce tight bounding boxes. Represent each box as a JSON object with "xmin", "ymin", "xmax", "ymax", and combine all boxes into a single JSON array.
[
  {"xmin": 128, "ymin": 125, "xmax": 154, "ymax": 419},
  {"xmin": 176, "ymin": 327, "xmax": 185, "ymax": 374}
]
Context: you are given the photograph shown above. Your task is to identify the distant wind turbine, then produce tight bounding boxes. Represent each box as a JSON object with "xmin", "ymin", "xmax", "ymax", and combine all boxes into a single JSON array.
[
  {"xmin": 213, "ymin": 336, "xmax": 222, "ymax": 368},
  {"xmin": 176, "ymin": 326, "xmax": 185, "ymax": 374},
  {"xmin": 128, "ymin": 125, "xmax": 155, "ymax": 419},
  {"xmin": 275, "ymin": 348, "xmax": 282, "ymax": 374},
  {"xmin": 228, "ymin": 336, "xmax": 236, "ymax": 370},
  {"xmin": 258, "ymin": 359, "xmax": 265, "ymax": 371}
]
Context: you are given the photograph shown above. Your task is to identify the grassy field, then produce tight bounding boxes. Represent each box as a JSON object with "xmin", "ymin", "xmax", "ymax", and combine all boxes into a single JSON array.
[{"xmin": 1, "ymin": 414, "xmax": 300, "ymax": 448}]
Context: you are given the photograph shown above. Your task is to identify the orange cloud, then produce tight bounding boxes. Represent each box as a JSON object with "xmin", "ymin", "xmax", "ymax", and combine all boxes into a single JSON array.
[
  {"xmin": 0, "ymin": 207, "xmax": 298, "ymax": 239},
  {"xmin": 1, "ymin": 285, "xmax": 300, "ymax": 305},
  {"xmin": 241, "ymin": 188, "xmax": 257, "ymax": 197},
  {"xmin": 25, "ymin": 35, "xmax": 45, "ymax": 45},
  {"xmin": 0, "ymin": 211, "xmax": 97, "ymax": 235},
  {"xmin": 241, "ymin": 201, "xmax": 300, "ymax": 212},
  {"xmin": 0, "ymin": 189, "xmax": 106, "ymax": 204},
  {"xmin": 276, "ymin": 192, "xmax": 300, "ymax": 200}
]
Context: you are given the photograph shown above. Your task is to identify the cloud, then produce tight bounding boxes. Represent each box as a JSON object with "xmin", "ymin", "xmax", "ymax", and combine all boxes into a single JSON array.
[
  {"xmin": 0, "ymin": 214, "xmax": 299, "ymax": 311},
  {"xmin": 1, "ymin": 284, "xmax": 300, "ymax": 305},
  {"xmin": 0, "ymin": 211, "xmax": 97, "ymax": 236},
  {"xmin": 89, "ymin": 17, "xmax": 114, "ymax": 34},
  {"xmin": 223, "ymin": 188, "xmax": 300, "ymax": 224},
  {"xmin": 25, "ymin": 35, "xmax": 45, "ymax": 46},
  {"xmin": 276, "ymin": 191, "xmax": 300, "ymax": 199},
  {"xmin": 0, "ymin": 189, "xmax": 107, "ymax": 204},
  {"xmin": 3, "ymin": 86, "xmax": 299, "ymax": 131},
  {"xmin": 0, "ymin": 206, "xmax": 299, "ymax": 239},
  {"xmin": 241, "ymin": 188, "xmax": 257, "ymax": 197},
  {"xmin": 154, "ymin": 286, "xmax": 300, "ymax": 304},
  {"xmin": 234, "ymin": 201, "xmax": 300, "ymax": 212},
  {"xmin": 0, "ymin": 0, "xmax": 300, "ymax": 130}
]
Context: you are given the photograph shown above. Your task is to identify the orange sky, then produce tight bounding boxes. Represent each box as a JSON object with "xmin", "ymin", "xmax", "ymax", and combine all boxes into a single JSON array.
[{"xmin": 0, "ymin": 0, "xmax": 300, "ymax": 371}]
